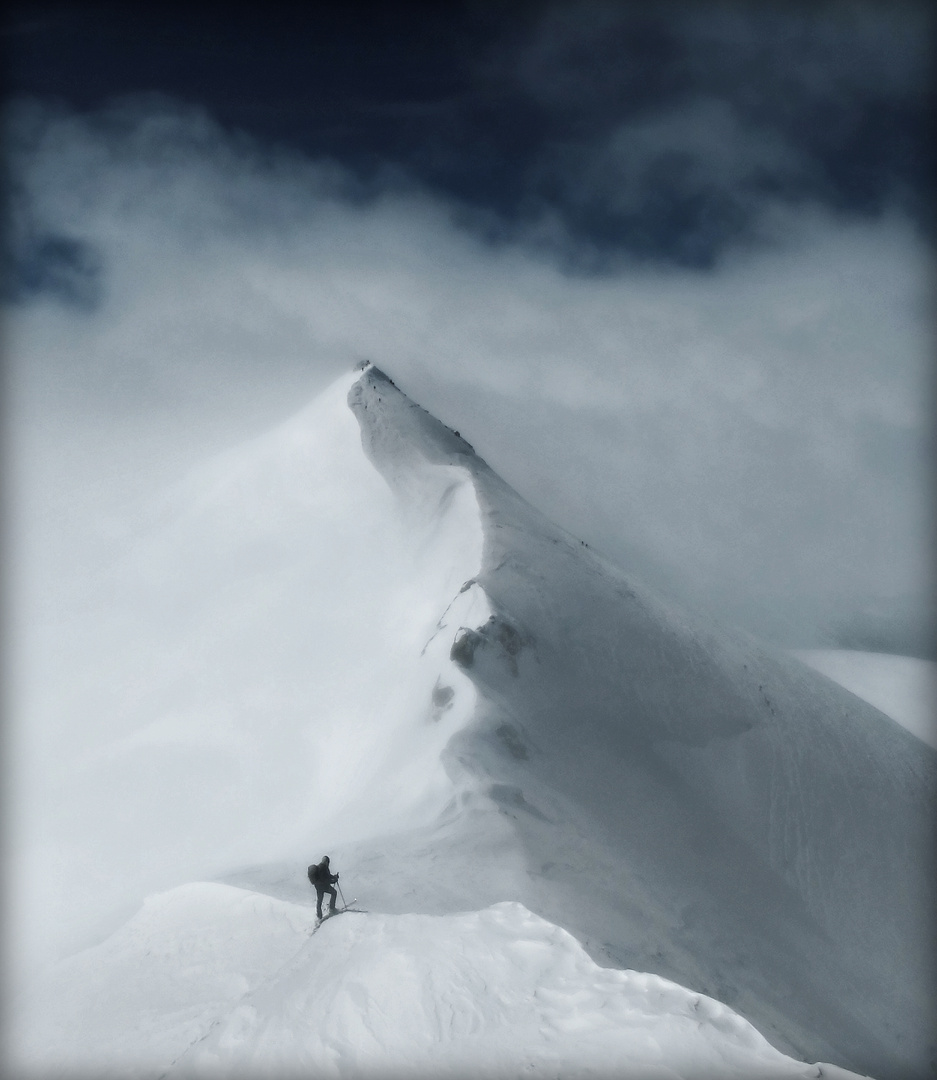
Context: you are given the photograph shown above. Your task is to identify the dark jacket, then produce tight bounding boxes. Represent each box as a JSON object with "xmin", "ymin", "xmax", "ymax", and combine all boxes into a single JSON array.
[{"xmin": 308, "ymin": 860, "xmax": 338, "ymax": 886}]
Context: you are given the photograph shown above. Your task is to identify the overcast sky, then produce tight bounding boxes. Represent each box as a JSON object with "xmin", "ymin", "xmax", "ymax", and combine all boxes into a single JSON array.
[{"xmin": 4, "ymin": 1, "xmax": 934, "ymax": 654}]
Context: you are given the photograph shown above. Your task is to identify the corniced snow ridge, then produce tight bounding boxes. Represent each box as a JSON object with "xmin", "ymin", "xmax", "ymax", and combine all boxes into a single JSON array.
[{"xmin": 345, "ymin": 363, "xmax": 937, "ymax": 1080}]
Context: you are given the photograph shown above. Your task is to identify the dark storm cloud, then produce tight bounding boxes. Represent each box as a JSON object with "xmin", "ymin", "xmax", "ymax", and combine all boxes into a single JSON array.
[
  {"xmin": 494, "ymin": 0, "xmax": 934, "ymax": 265},
  {"xmin": 5, "ymin": 1, "xmax": 933, "ymax": 270},
  {"xmin": 4, "ymin": 230, "xmax": 103, "ymax": 308}
]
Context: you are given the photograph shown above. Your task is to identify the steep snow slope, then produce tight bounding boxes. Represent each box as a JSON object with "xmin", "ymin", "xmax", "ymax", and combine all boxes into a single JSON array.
[
  {"xmin": 16, "ymin": 881, "xmax": 864, "ymax": 1080},
  {"xmin": 344, "ymin": 366, "xmax": 937, "ymax": 1080},
  {"xmin": 10, "ymin": 369, "xmax": 490, "ymax": 968}
]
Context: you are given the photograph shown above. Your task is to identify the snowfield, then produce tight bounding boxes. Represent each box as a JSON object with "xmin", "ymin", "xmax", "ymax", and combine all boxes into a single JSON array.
[
  {"xmin": 7, "ymin": 364, "xmax": 934, "ymax": 1079},
  {"xmin": 17, "ymin": 883, "xmax": 864, "ymax": 1080}
]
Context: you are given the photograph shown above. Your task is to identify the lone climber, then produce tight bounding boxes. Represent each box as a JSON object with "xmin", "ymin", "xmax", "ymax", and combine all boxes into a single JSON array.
[{"xmin": 307, "ymin": 855, "xmax": 339, "ymax": 918}]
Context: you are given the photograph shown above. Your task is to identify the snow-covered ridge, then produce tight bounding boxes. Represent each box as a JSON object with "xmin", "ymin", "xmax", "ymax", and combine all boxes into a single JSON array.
[
  {"xmin": 346, "ymin": 365, "xmax": 937, "ymax": 1080},
  {"xmin": 11, "ymin": 364, "xmax": 935, "ymax": 1080}
]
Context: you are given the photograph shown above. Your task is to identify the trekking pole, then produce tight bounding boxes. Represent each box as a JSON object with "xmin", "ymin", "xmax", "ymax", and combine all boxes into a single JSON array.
[{"xmin": 337, "ymin": 881, "xmax": 348, "ymax": 911}]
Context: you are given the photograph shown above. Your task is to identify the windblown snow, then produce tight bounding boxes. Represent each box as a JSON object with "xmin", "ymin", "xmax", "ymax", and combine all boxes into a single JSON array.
[
  {"xmin": 8, "ymin": 365, "xmax": 935, "ymax": 1079},
  {"xmin": 11, "ymin": 370, "xmax": 489, "ymax": 967}
]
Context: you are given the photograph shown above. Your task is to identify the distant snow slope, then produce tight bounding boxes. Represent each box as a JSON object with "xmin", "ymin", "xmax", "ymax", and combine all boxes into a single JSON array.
[
  {"xmin": 15, "ymin": 881, "xmax": 864, "ymax": 1080},
  {"xmin": 794, "ymin": 650, "xmax": 936, "ymax": 748}
]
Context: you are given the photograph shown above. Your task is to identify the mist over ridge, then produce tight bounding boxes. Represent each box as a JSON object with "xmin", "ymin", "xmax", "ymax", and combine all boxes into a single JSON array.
[{"xmin": 6, "ymin": 95, "xmax": 932, "ymax": 661}]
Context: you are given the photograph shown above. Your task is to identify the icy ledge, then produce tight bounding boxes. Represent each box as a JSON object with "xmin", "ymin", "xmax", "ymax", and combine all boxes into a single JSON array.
[{"xmin": 12, "ymin": 882, "xmax": 867, "ymax": 1080}]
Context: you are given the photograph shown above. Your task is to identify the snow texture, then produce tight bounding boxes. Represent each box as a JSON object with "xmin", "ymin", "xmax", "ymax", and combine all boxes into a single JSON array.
[
  {"xmin": 9, "ymin": 364, "xmax": 935, "ymax": 1079},
  {"xmin": 16, "ymin": 882, "xmax": 865, "ymax": 1080}
]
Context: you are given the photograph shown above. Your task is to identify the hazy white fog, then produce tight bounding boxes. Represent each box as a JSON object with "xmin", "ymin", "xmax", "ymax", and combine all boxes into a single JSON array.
[{"xmin": 6, "ymin": 99, "xmax": 933, "ymax": 649}]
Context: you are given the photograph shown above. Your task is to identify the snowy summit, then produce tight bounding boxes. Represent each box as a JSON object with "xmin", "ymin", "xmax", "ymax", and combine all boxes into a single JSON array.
[{"xmin": 10, "ymin": 364, "xmax": 936, "ymax": 1079}]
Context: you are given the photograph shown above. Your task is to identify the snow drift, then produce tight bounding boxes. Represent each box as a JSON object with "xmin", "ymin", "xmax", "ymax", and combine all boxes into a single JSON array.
[{"xmin": 9, "ymin": 363, "xmax": 936, "ymax": 1079}]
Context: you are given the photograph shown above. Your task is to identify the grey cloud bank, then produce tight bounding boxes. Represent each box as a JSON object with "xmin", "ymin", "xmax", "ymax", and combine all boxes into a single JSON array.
[
  {"xmin": 6, "ymin": 3, "xmax": 932, "ymax": 270},
  {"xmin": 5, "ymin": 98, "xmax": 933, "ymax": 655}
]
